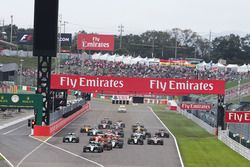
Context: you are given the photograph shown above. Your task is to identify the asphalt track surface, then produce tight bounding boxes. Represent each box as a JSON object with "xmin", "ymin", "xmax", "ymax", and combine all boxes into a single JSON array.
[{"xmin": 0, "ymin": 100, "xmax": 181, "ymax": 167}]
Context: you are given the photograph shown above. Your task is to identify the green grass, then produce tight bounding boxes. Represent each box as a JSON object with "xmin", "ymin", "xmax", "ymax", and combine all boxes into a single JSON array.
[
  {"xmin": 152, "ymin": 105, "xmax": 250, "ymax": 167},
  {"xmin": 0, "ymin": 56, "xmax": 56, "ymax": 69},
  {"xmin": 226, "ymin": 79, "xmax": 250, "ymax": 89},
  {"xmin": 228, "ymin": 95, "xmax": 250, "ymax": 103}
]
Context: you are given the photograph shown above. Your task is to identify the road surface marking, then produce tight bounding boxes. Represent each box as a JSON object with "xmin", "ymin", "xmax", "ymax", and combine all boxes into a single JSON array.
[
  {"xmin": 3, "ymin": 124, "xmax": 26, "ymax": 135},
  {"xmin": 148, "ymin": 106, "xmax": 184, "ymax": 167},
  {"xmin": 16, "ymin": 141, "xmax": 44, "ymax": 167},
  {"xmin": 0, "ymin": 115, "xmax": 33, "ymax": 130},
  {"xmin": 0, "ymin": 152, "xmax": 14, "ymax": 167},
  {"xmin": 30, "ymin": 135, "xmax": 104, "ymax": 167}
]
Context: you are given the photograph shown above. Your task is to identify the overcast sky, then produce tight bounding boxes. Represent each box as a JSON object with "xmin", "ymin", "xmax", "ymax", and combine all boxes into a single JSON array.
[{"xmin": 1, "ymin": 0, "xmax": 250, "ymax": 37}]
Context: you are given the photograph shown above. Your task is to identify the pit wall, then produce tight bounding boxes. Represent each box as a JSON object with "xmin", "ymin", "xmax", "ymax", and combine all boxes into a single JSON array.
[{"xmin": 33, "ymin": 103, "xmax": 89, "ymax": 136}]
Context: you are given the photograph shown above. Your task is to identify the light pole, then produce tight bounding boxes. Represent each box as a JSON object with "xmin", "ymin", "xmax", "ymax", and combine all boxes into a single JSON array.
[
  {"xmin": 57, "ymin": 14, "xmax": 62, "ymax": 74},
  {"xmin": 174, "ymin": 37, "xmax": 177, "ymax": 59},
  {"xmin": 149, "ymin": 36, "xmax": 156, "ymax": 58},
  {"xmin": 20, "ymin": 59, "xmax": 24, "ymax": 85},
  {"xmin": 238, "ymin": 78, "xmax": 241, "ymax": 103},
  {"xmin": 10, "ymin": 15, "xmax": 13, "ymax": 43},
  {"xmin": 62, "ymin": 21, "xmax": 68, "ymax": 33}
]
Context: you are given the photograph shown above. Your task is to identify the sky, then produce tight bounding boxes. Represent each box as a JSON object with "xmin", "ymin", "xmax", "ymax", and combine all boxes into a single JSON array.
[{"xmin": 1, "ymin": 0, "xmax": 250, "ymax": 37}]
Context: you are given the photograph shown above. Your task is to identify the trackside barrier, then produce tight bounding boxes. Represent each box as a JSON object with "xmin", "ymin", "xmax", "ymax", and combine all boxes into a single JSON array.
[
  {"xmin": 144, "ymin": 98, "xmax": 168, "ymax": 105},
  {"xmin": 34, "ymin": 103, "xmax": 89, "ymax": 136},
  {"xmin": 218, "ymin": 130, "xmax": 250, "ymax": 160},
  {"xmin": 177, "ymin": 105, "xmax": 250, "ymax": 159},
  {"xmin": 177, "ymin": 107, "xmax": 217, "ymax": 135}
]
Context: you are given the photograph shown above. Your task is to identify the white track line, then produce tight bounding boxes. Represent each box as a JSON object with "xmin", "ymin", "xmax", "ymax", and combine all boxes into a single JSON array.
[
  {"xmin": 3, "ymin": 124, "xmax": 26, "ymax": 135},
  {"xmin": 30, "ymin": 136, "xmax": 104, "ymax": 167},
  {"xmin": 0, "ymin": 115, "xmax": 33, "ymax": 130},
  {"xmin": 148, "ymin": 106, "xmax": 184, "ymax": 167},
  {"xmin": 0, "ymin": 152, "xmax": 14, "ymax": 167},
  {"xmin": 28, "ymin": 106, "xmax": 104, "ymax": 167},
  {"xmin": 26, "ymin": 105, "xmax": 104, "ymax": 167},
  {"xmin": 16, "ymin": 141, "xmax": 45, "ymax": 167}
]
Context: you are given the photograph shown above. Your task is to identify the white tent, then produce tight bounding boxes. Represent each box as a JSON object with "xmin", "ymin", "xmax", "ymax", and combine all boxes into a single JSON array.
[
  {"xmin": 238, "ymin": 64, "xmax": 248, "ymax": 73},
  {"xmin": 123, "ymin": 56, "xmax": 133, "ymax": 64},
  {"xmin": 99, "ymin": 53, "xmax": 109, "ymax": 60},
  {"xmin": 215, "ymin": 62, "xmax": 226, "ymax": 70},
  {"xmin": 131, "ymin": 56, "xmax": 143, "ymax": 64},
  {"xmin": 92, "ymin": 53, "xmax": 101, "ymax": 60},
  {"xmin": 226, "ymin": 64, "xmax": 239, "ymax": 72},
  {"xmin": 196, "ymin": 61, "xmax": 207, "ymax": 71},
  {"xmin": 139, "ymin": 57, "xmax": 149, "ymax": 65},
  {"xmin": 106, "ymin": 54, "xmax": 116, "ymax": 62},
  {"xmin": 114, "ymin": 55, "xmax": 124, "ymax": 62}
]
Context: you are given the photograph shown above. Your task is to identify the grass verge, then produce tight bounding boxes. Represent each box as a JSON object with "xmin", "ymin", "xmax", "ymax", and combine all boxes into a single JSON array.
[
  {"xmin": 152, "ymin": 105, "xmax": 250, "ymax": 167},
  {"xmin": 226, "ymin": 79, "xmax": 250, "ymax": 89}
]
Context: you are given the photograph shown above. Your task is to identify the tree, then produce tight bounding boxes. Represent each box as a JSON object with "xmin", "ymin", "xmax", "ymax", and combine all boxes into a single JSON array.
[{"xmin": 212, "ymin": 34, "xmax": 243, "ymax": 64}]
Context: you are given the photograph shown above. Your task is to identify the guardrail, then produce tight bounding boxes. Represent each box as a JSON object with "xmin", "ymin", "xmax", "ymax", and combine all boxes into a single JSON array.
[
  {"xmin": 218, "ymin": 130, "xmax": 250, "ymax": 160},
  {"xmin": 177, "ymin": 108, "xmax": 217, "ymax": 135},
  {"xmin": 177, "ymin": 106, "xmax": 250, "ymax": 160},
  {"xmin": 50, "ymin": 99, "xmax": 85, "ymax": 123},
  {"xmin": 34, "ymin": 102, "xmax": 89, "ymax": 136}
]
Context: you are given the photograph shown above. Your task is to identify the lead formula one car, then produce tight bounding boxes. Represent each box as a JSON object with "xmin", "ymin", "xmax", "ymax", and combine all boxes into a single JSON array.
[
  {"xmin": 63, "ymin": 133, "xmax": 79, "ymax": 143},
  {"xmin": 83, "ymin": 143, "xmax": 104, "ymax": 153}
]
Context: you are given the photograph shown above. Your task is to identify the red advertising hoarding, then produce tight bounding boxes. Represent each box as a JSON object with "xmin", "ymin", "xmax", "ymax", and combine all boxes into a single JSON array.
[
  {"xmin": 77, "ymin": 34, "xmax": 114, "ymax": 51},
  {"xmin": 50, "ymin": 74, "xmax": 225, "ymax": 95},
  {"xmin": 225, "ymin": 112, "xmax": 250, "ymax": 123},
  {"xmin": 180, "ymin": 103, "xmax": 212, "ymax": 111}
]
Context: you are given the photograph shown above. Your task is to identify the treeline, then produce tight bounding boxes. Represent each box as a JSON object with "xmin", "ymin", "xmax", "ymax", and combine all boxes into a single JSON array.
[{"xmin": 1, "ymin": 24, "xmax": 250, "ymax": 64}]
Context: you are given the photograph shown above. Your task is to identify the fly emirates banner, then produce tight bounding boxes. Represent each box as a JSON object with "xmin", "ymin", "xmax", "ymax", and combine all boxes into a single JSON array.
[{"xmin": 51, "ymin": 75, "xmax": 225, "ymax": 95}]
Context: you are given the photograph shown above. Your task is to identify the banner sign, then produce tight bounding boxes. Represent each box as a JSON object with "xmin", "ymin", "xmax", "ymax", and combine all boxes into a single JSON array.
[
  {"xmin": 180, "ymin": 103, "xmax": 212, "ymax": 111},
  {"xmin": 225, "ymin": 112, "xmax": 250, "ymax": 123},
  {"xmin": 51, "ymin": 75, "xmax": 225, "ymax": 95},
  {"xmin": 58, "ymin": 33, "xmax": 72, "ymax": 46},
  {"xmin": 0, "ymin": 93, "xmax": 42, "ymax": 108},
  {"xmin": 17, "ymin": 33, "xmax": 72, "ymax": 46},
  {"xmin": 77, "ymin": 34, "xmax": 114, "ymax": 51},
  {"xmin": 17, "ymin": 33, "xmax": 33, "ymax": 45}
]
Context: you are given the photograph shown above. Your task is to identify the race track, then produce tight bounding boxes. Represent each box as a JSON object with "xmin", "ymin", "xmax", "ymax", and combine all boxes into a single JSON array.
[{"xmin": 0, "ymin": 100, "xmax": 182, "ymax": 167}]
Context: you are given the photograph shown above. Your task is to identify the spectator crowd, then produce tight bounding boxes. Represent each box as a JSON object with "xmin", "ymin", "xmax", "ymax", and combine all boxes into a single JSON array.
[{"xmin": 17, "ymin": 57, "xmax": 250, "ymax": 86}]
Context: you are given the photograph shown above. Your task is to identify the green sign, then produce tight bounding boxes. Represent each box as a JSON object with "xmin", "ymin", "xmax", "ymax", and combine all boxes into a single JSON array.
[{"xmin": 0, "ymin": 93, "xmax": 43, "ymax": 125}]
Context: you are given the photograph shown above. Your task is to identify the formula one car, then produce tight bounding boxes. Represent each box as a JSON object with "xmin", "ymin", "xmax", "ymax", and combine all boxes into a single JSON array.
[
  {"xmin": 87, "ymin": 128, "xmax": 103, "ymax": 136},
  {"xmin": 147, "ymin": 136, "xmax": 164, "ymax": 145},
  {"xmin": 90, "ymin": 140, "xmax": 113, "ymax": 151},
  {"xmin": 155, "ymin": 129, "xmax": 170, "ymax": 138},
  {"xmin": 127, "ymin": 136, "xmax": 144, "ymax": 145},
  {"xmin": 101, "ymin": 118, "xmax": 112, "ymax": 125},
  {"xmin": 80, "ymin": 125, "xmax": 92, "ymax": 133},
  {"xmin": 132, "ymin": 122, "xmax": 144, "ymax": 132},
  {"xmin": 118, "ymin": 105, "xmax": 127, "ymax": 113},
  {"xmin": 112, "ymin": 129, "xmax": 124, "ymax": 137},
  {"xmin": 111, "ymin": 123, "xmax": 123, "ymax": 130},
  {"xmin": 115, "ymin": 120, "xmax": 125, "ymax": 128},
  {"xmin": 98, "ymin": 122, "xmax": 111, "ymax": 129},
  {"xmin": 132, "ymin": 128, "xmax": 151, "ymax": 138},
  {"xmin": 63, "ymin": 133, "xmax": 79, "ymax": 143},
  {"xmin": 110, "ymin": 138, "xmax": 124, "ymax": 148},
  {"xmin": 131, "ymin": 130, "xmax": 151, "ymax": 139},
  {"xmin": 83, "ymin": 142, "xmax": 103, "ymax": 153}
]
